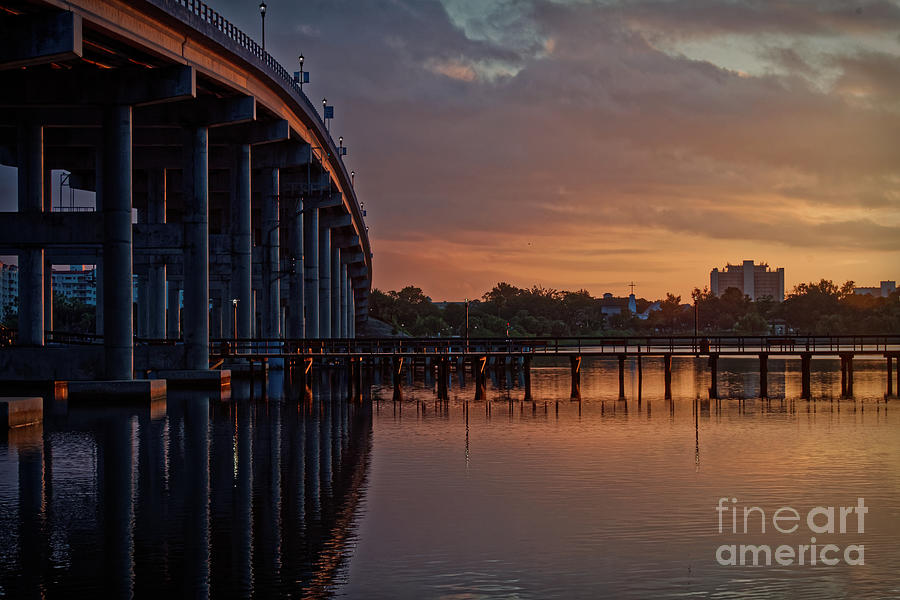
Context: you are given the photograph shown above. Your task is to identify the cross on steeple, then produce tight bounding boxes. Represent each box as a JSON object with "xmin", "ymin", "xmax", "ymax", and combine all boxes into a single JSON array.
[{"xmin": 629, "ymin": 281, "xmax": 636, "ymax": 295}]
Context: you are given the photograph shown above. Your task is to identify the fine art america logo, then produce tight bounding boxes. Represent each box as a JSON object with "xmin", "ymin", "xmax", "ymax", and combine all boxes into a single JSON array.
[{"xmin": 715, "ymin": 498, "xmax": 867, "ymax": 567}]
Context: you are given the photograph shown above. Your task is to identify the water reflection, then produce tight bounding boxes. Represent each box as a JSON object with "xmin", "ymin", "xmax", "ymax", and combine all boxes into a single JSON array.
[
  {"xmin": 1, "ymin": 355, "xmax": 898, "ymax": 598},
  {"xmin": 0, "ymin": 376, "xmax": 372, "ymax": 599}
]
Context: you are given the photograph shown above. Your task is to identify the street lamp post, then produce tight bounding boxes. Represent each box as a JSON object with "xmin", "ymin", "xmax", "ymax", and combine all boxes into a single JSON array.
[
  {"xmin": 350, "ymin": 170, "xmax": 355, "ymax": 186},
  {"xmin": 298, "ymin": 53, "xmax": 304, "ymax": 90},
  {"xmin": 259, "ymin": 2, "xmax": 267, "ymax": 51}
]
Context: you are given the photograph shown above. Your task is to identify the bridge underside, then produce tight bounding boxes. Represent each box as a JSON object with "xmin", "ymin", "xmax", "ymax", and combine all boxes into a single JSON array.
[{"xmin": 0, "ymin": 1, "xmax": 372, "ymax": 382}]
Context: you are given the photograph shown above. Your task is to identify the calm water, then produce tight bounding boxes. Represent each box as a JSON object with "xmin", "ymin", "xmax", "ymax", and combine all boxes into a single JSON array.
[{"xmin": 1, "ymin": 356, "xmax": 899, "ymax": 598}]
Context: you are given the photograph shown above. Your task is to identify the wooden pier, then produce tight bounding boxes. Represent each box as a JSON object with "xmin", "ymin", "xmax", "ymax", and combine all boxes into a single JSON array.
[{"xmin": 204, "ymin": 335, "xmax": 900, "ymax": 400}]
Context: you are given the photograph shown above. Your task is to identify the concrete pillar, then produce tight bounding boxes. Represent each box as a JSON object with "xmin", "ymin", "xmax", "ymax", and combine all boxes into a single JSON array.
[
  {"xmin": 166, "ymin": 280, "xmax": 180, "ymax": 339},
  {"xmin": 137, "ymin": 273, "xmax": 149, "ymax": 338},
  {"xmin": 103, "ymin": 105, "xmax": 134, "ymax": 379},
  {"xmin": 95, "ymin": 261, "xmax": 104, "ymax": 335},
  {"xmin": 318, "ymin": 225, "xmax": 331, "ymax": 338},
  {"xmin": 340, "ymin": 262, "xmax": 348, "ymax": 338},
  {"xmin": 16, "ymin": 122, "xmax": 44, "ymax": 346},
  {"xmin": 260, "ymin": 167, "xmax": 280, "ymax": 338},
  {"xmin": 231, "ymin": 145, "xmax": 252, "ymax": 338},
  {"xmin": 331, "ymin": 244, "xmax": 340, "ymax": 337},
  {"xmin": 759, "ymin": 353, "xmax": 768, "ymax": 398},
  {"xmin": 183, "ymin": 126, "xmax": 209, "ymax": 370},
  {"xmin": 287, "ymin": 195, "xmax": 304, "ymax": 338},
  {"xmin": 618, "ymin": 354, "xmax": 626, "ymax": 399},
  {"xmin": 43, "ymin": 258, "xmax": 52, "ymax": 334},
  {"xmin": 147, "ymin": 169, "xmax": 166, "ymax": 339},
  {"xmin": 303, "ymin": 207, "xmax": 319, "ymax": 337}
]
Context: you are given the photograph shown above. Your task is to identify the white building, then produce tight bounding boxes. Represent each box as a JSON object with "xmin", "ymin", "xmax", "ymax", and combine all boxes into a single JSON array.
[
  {"xmin": 0, "ymin": 261, "xmax": 18, "ymax": 318},
  {"xmin": 854, "ymin": 281, "xmax": 896, "ymax": 298}
]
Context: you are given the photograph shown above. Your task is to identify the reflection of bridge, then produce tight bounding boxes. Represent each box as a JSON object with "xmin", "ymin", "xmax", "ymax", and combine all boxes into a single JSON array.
[
  {"xmin": 0, "ymin": 0, "xmax": 371, "ymax": 387},
  {"xmin": 214, "ymin": 334, "xmax": 900, "ymax": 402},
  {"xmin": 1, "ymin": 381, "xmax": 372, "ymax": 597}
]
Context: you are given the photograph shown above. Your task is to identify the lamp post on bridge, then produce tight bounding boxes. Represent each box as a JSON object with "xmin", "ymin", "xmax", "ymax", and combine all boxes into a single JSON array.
[
  {"xmin": 298, "ymin": 53, "xmax": 304, "ymax": 90},
  {"xmin": 232, "ymin": 298, "xmax": 239, "ymax": 344},
  {"xmin": 259, "ymin": 2, "xmax": 267, "ymax": 51}
]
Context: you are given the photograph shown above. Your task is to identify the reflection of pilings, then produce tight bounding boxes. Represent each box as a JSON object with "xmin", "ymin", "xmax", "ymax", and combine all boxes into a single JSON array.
[
  {"xmin": 135, "ymin": 412, "xmax": 169, "ymax": 592},
  {"xmin": 99, "ymin": 417, "xmax": 136, "ymax": 598},
  {"xmin": 252, "ymin": 398, "xmax": 282, "ymax": 590},
  {"xmin": 887, "ymin": 355, "xmax": 893, "ymax": 396},
  {"xmin": 280, "ymin": 401, "xmax": 306, "ymax": 588},
  {"xmin": 570, "ymin": 355, "xmax": 581, "ymax": 399},
  {"xmin": 16, "ymin": 427, "xmax": 45, "ymax": 594},
  {"xmin": 184, "ymin": 399, "xmax": 210, "ymax": 596},
  {"xmin": 305, "ymin": 395, "xmax": 321, "ymax": 518},
  {"xmin": 708, "ymin": 354, "xmax": 718, "ymax": 400},
  {"xmin": 759, "ymin": 353, "xmax": 768, "ymax": 398},
  {"xmin": 236, "ymin": 402, "xmax": 253, "ymax": 595},
  {"xmin": 637, "ymin": 355, "xmax": 643, "ymax": 404},
  {"xmin": 320, "ymin": 382, "xmax": 333, "ymax": 502}
]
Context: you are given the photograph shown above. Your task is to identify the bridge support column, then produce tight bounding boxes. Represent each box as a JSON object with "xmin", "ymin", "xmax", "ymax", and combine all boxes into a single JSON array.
[
  {"xmin": 232, "ymin": 145, "xmax": 253, "ymax": 339},
  {"xmin": 318, "ymin": 226, "xmax": 331, "ymax": 338},
  {"xmin": 183, "ymin": 125, "xmax": 210, "ymax": 370},
  {"xmin": 618, "ymin": 354, "xmax": 626, "ymax": 399},
  {"xmin": 304, "ymin": 207, "xmax": 319, "ymax": 337},
  {"xmin": 167, "ymin": 279, "xmax": 180, "ymax": 339},
  {"xmin": 286, "ymin": 192, "xmax": 304, "ymax": 339},
  {"xmin": 331, "ymin": 244, "xmax": 340, "ymax": 337},
  {"xmin": 16, "ymin": 122, "xmax": 44, "ymax": 346},
  {"xmin": 759, "ymin": 353, "xmax": 768, "ymax": 398},
  {"xmin": 800, "ymin": 353, "xmax": 811, "ymax": 399},
  {"xmin": 570, "ymin": 355, "xmax": 581, "ymax": 399},
  {"xmin": 663, "ymin": 354, "xmax": 673, "ymax": 399},
  {"xmin": 43, "ymin": 257, "xmax": 52, "ymax": 335},
  {"xmin": 103, "ymin": 105, "xmax": 134, "ymax": 379},
  {"xmin": 708, "ymin": 353, "xmax": 718, "ymax": 399},
  {"xmin": 260, "ymin": 167, "xmax": 280, "ymax": 339},
  {"xmin": 340, "ymin": 263, "xmax": 348, "ymax": 338},
  {"xmin": 147, "ymin": 169, "xmax": 167, "ymax": 339}
]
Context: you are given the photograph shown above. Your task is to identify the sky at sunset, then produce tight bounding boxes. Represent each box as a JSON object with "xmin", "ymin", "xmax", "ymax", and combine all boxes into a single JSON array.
[{"xmin": 3, "ymin": 0, "xmax": 899, "ymax": 301}]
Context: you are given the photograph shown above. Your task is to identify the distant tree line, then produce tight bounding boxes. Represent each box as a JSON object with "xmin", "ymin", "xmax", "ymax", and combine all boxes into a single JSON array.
[{"xmin": 369, "ymin": 280, "xmax": 900, "ymax": 337}]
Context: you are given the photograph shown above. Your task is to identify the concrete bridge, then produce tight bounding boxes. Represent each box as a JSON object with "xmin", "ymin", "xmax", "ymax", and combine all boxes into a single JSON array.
[{"xmin": 0, "ymin": 0, "xmax": 372, "ymax": 388}]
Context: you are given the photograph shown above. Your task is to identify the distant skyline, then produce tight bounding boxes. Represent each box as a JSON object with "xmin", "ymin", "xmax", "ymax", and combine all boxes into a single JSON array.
[{"xmin": 3, "ymin": 0, "xmax": 899, "ymax": 300}]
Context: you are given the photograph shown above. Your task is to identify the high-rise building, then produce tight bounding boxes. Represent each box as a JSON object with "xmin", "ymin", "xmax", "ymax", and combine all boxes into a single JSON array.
[
  {"xmin": 710, "ymin": 260, "xmax": 784, "ymax": 301},
  {"xmin": 53, "ymin": 265, "xmax": 98, "ymax": 306},
  {"xmin": 0, "ymin": 261, "xmax": 18, "ymax": 318}
]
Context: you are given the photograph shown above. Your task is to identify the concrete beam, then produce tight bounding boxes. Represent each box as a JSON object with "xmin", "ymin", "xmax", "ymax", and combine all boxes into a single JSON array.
[
  {"xmin": 0, "ymin": 65, "xmax": 195, "ymax": 107},
  {"xmin": 210, "ymin": 119, "xmax": 290, "ymax": 146},
  {"xmin": 133, "ymin": 223, "xmax": 183, "ymax": 251},
  {"xmin": 0, "ymin": 11, "xmax": 83, "ymax": 70},
  {"xmin": 252, "ymin": 140, "xmax": 310, "ymax": 169},
  {"xmin": 135, "ymin": 95, "xmax": 254, "ymax": 128},
  {"xmin": 0, "ymin": 212, "xmax": 102, "ymax": 249},
  {"xmin": 320, "ymin": 213, "xmax": 352, "ymax": 229},
  {"xmin": 334, "ymin": 233, "xmax": 361, "ymax": 249}
]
